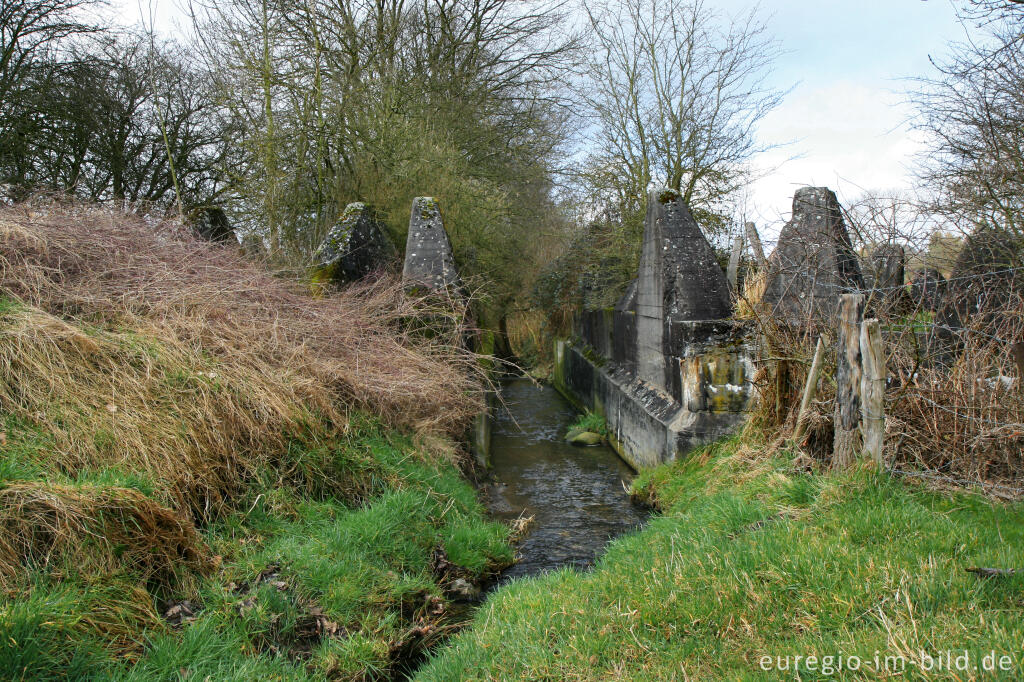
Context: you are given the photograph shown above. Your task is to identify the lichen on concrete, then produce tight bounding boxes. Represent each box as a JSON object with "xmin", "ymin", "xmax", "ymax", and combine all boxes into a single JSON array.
[
  {"xmin": 402, "ymin": 197, "xmax": 462, "ymax": 294},
  {"xmin": 312, "ymin": 202, "xmax": 396, "ymax": 283}
]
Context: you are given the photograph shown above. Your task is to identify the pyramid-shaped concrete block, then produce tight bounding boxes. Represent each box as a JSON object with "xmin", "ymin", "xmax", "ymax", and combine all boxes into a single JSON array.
[
  {"xmin": 865, "ymin": 243, "xmax": 905, "ymax": 291},
  {"xmin": 635, "ymin": 188, "xmax": 731, "ymax": 388},
  {"xmin": 402, "ymin": 197, "xmax": 462, "ymax": 293},
  {"xmin": 761, "ymin": 187, "xmax": 865, "ymax": 324},
  {"xmin": 313, "ymin": 203, "xmax": 396, "ymax": 282},
  {"xmin": 939, "ymin": 226, "xmax": 1023, "ymax": 329}
]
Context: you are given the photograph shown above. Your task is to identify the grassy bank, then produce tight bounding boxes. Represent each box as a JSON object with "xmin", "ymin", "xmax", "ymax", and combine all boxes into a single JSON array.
[
  {"xmin": 1, "ymin": 414, "xmax": 511, "ymax": 680},
  {"xmin": 417, "ymin": 436, "xmax": 1024, "ymax": 680},
  {"xmin": 0, "ymin": 203, "xmax": 511, "ymax": 679}
]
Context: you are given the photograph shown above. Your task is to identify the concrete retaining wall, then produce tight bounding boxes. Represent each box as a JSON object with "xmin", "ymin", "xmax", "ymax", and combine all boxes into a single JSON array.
[{"xmin": 553, "ymin": 338, "xmax": 754, "ymax": 471}]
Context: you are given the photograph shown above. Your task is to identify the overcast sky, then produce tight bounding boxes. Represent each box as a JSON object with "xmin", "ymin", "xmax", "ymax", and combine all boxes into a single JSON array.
[{"xmin": 109, "ymin": 0, "xmax": 969, "ymax": 237}]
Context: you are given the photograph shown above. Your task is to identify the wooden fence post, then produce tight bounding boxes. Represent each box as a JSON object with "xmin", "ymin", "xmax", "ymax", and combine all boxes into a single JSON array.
[
  {"xmin": 833, "ymin": 293, "xmax": 865, "ymax": 470},
  {"xmin": 727, "ymin": 234, "xmax": 743, "ymax": 294},
  {"xmin": 745, "ymin": 221, "xmax": 767, "ymax": 269},
  {"xmin": 792, "ymin": 336, "xmax": 825, "ymax": 445},
  {"xmin": 860, "ymin": 318, "xmax": 885, "ymax": 466}
]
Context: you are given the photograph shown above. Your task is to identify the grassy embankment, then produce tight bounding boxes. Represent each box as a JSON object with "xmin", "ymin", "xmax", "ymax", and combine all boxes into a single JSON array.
[
  {"xmin": 0, "ymin": 204, "xmax": 511, "ymax": 680},
  {"xmin": 419, "ymin": 436, "xmax": 1024, "ymax": 680}
]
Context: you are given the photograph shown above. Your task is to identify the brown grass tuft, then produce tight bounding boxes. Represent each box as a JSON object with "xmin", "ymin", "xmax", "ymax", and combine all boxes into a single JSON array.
[
  {"xmin": 0, "ymin": 200, "xmax": 484, "ymax": 437},
  {"xmin": 0, "ymin": 481, "xmax": 210, "ymax": 591}
]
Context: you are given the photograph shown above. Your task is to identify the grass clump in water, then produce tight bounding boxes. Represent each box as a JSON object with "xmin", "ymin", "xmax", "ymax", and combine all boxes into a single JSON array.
[
  {"xmin": 417, "ymin": 436, "xmax": 1024, "ymax": 680},
  {"xmin": 566, "ymin": 411, "xmax": 607, "ymax": 439}
]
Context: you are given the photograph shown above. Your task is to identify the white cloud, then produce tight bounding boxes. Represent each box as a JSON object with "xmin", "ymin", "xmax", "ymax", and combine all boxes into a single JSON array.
[{"xmin": 747, "ymin": 80, "xmax": 927, "ymax": 242}]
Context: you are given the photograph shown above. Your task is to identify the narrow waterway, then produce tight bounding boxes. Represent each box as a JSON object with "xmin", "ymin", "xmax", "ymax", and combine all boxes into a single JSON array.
[{"xmin": 483, "ymin": 379, "xmax": 647, "ymax": 582}]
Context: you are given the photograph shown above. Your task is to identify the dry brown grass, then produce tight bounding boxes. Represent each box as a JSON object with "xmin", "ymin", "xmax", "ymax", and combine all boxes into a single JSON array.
[
  {"xmin": 0, "ymin": 201, "xmax": 483, "ymax": 435},
  {"xmin": 751, "ymin": 279, "xmax": 1024, "ymax": 491},
  {"xmin": 0, "ymin": 199, "xmax": 487, "ymax": 586},
  {"xmin": 0, "ymin": 481, "xmax": 210, "ymax": 591}
]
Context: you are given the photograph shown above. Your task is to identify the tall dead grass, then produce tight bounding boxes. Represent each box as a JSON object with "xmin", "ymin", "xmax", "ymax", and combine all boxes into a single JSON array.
[
  {"xmin": 0, "ymin": 201, "xmax": 483, "ymax": 434},
  {"xmin": 0, "ymin": 481, "xmax": 210, "ymax": 591},
  {"xmin": 0, "ymin": 199, "xmax": 487, "ymax": 588}
]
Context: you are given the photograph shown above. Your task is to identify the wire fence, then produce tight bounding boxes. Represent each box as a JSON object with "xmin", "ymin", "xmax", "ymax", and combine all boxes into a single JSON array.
[{"xmin": 741, "ymin": 231, "xmax": 1024, "ymax": 497}]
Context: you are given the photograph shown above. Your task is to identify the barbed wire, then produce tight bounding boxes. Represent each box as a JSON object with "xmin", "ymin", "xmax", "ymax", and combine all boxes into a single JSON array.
[{"xmin": 887, "ymin": 466, "xmax": 1024, "ymax": 497}]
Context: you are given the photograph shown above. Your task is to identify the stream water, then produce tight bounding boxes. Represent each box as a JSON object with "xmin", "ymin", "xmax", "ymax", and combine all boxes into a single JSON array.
[{"xmin": 482, "ymin": 379, "xmax": 648, "ymax": 582}]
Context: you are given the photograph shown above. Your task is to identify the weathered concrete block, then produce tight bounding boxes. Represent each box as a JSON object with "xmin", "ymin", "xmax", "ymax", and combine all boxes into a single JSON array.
[
  {"xmin": 313, "ymin": 203, "xmax": 396, "ymax": 282},
  {"xmin": 635, "ymin": 188, "xmax": 731, "ymax": 389},
  {"xmin": 938, "ymin": 227, "xmax": 1023, "ymax": 330},
  {"xmin": 193, "ymin": 206, "xmax": 235, "ymax": 243},
  {"xmin": 402, "ymin": 197, "xmax": 461, "ymax": 293},
  {"xmin": 865, "ymin": 243, "xmax": 905, "ymax": 291},
  {"xmin": 612, "ymin": 309, "xmax": 637, "ymax": 374},
  {"xmin": 664, "ymin": 319, "xmax": 756, "ymax": 410},
  {"xmin": 578, "ymin": 308, "xmax": 614, "ymax": 361},
  {"xmin": 616, "ymin": 279, "xmax": 638, "ymax": 312},
  {"xmin": 761, "ymin": 187, "xmax": 865, "ymax": 324}
]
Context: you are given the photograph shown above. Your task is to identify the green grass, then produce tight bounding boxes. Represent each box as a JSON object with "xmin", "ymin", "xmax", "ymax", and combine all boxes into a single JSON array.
[
  {"xmin": 0, "ymin": 419, "xmax": 512, "ymax": 680},
  {"xmin": 416, "ymin": 436, "xmax": 1024, "ymax": 680},
  {"xmin": 566, "ymin": 411, "xmax": 608, "ymax": 438}
]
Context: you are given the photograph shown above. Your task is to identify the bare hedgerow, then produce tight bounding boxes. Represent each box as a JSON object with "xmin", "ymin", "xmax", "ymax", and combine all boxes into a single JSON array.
[{"xmin": 740, "ymin": 199, "xmax": 1024, "ymax": 493}]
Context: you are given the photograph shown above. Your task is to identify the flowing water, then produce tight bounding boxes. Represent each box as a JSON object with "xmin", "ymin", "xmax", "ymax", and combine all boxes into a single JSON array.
[{"xmin": 483, "ymin": 379, "xmax": 648, "ymax": 582}]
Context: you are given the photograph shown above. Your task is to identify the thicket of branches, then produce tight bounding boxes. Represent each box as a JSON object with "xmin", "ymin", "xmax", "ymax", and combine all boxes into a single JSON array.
[
  {"xmin": 0, "ymin": 0, "xmax": 579, "ymax": 335},
  {"xmin": 742, "ymin": 0, "xmax": 1024, "ymax": 489}
]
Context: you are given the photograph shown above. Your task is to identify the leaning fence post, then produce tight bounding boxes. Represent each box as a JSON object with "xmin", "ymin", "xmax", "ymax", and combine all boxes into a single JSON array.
[
  {"xmin": 745, "ymin": 221, "xmax": 767, "ymax": 269},
  {"xmin": 860, "ymin": 318, "xmax": 885, "ymax": 466},
  {"xmin": 727, "ymin": 233, "xmax": 743, "ymax": 294},
  {"xmin": 792, "ymin": 336, "xmax": 825, "ymax": 445},
  {"xmin": 833, "ymin": 293, "xmax": 865, "ymax": 470}
]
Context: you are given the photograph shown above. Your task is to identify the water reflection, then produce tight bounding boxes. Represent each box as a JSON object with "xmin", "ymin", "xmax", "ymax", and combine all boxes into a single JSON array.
[{"xmin": 483, "ymin": 379, "xmax": 647, "ymax": 582}]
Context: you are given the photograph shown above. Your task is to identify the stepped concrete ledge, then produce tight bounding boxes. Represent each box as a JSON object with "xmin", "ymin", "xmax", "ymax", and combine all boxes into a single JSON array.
[{"xmin": 553, "ymin": 336, "xmax": 754, "ymax": 470}]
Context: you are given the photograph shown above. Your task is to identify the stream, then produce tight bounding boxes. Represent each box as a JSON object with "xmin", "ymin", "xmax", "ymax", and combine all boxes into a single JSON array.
[{"xmin": 482, "ymin": 378, "xmax": 648, "ymax": 583}]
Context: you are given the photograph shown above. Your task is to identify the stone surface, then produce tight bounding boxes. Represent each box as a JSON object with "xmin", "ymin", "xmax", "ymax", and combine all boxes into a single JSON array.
[
  {"xmin": 567, "ymin": 431, "xmax": 603, "ymax": 446},
  {"xmin": 402, "ymin": 197, "xmax": 462, "ymax": 293},
  {"xmin": 938, "ymin": 227, "xmax": 1023, "ymax": 329},
  {"xmin": 635, "ymin": 189, "xmax": 731, "ymax": 389},
  {"xmin": 615, "ymin": 279, "xmax": 638, "ymax": 312},
  {"xmin": 577, "ymin": 309, "xmax": 614, "ymax": 360},
  {"xmin": 865, "ymin": 243, "xmax": 905, "ymax": 291},
  {"xmin": 313, "ymin": 203, "xmax": 396, "ymax": 282},
  {"xmin": 908, "ymin": 268, "xmax": 946, "ymax": 311},
  {"xmin": 761, "ymin": 187, "xmax": 865, "ymax": 324},
  {"xmin": 193, "ymin": 206, "xmax": 235, "ymax": 243},
  {"xmin": 665, "ymin": 318, "xmax": 756, "ymax": 409}
]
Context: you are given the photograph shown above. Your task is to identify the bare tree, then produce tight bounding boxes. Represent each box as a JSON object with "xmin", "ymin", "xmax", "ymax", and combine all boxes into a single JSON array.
[
  {"xmin": 0, "ymin": 0, "xmax": 99, "ymax": 108},
  {"xmin": 913, "ymin": 7, "xmax": 1024, "ymax": 244},
  {"xmin": 579, "ymin": 0, "xmax": 783, "ymax": 234}
]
